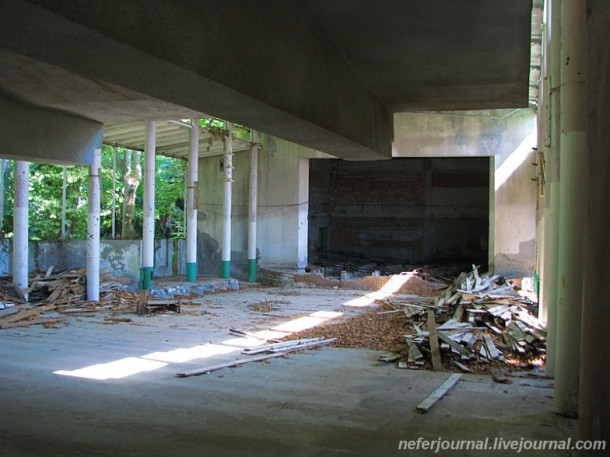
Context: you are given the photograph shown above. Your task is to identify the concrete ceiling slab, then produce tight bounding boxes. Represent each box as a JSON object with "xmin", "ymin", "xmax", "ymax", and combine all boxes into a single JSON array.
[{"xmin": 0, "ymin": 0, "xmax": 533, "ymax": 162}]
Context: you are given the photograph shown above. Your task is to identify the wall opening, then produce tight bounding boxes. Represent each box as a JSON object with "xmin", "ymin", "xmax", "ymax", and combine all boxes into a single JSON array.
[{"xmin": 308, "ymin": 158, "xmax": 489, "ymax": 270}]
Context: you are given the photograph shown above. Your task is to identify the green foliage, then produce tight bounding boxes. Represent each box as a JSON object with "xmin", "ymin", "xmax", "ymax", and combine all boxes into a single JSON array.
[{"xmin": 0, "ymin": 147, "xmax": 186, "ymax": 241}]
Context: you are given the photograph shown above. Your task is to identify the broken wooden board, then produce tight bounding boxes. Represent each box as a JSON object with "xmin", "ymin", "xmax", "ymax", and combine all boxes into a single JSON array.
[
  {"xmin": 176, "ymin": 352, "xmax": 288, "ymax": 377},
  {"xmin": 0, "ymin": 304, "xmax": 56, "ymax": 327},
  {"xmin": 416, "ymin": 373, "xmax": 462, "ymax": 413},
  {"xmin": 437, "ymin": 332, "xmax": 473, "ymax": 359},
  {"xmin": 0, "ymin": 317, "xmax": 64, "ymax": 329},
  {"xmin": 427, "ymin": 310, "xmax": 443, "ymax": 372}
]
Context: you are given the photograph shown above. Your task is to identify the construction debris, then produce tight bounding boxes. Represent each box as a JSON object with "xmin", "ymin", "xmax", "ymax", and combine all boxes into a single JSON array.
[
  {"xmin": 0, "ymin": 269, "xmax": 136, "ymax": 329},
  {"xmin": 137, "ymin": 290, "xmax": 181, "ymax": 315},
  {"xmin": 285, "ymin": 265, "xmax": 546, "ymax": 377}
]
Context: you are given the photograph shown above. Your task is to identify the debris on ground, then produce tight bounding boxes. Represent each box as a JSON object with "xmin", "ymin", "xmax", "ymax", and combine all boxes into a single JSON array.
[
  {"xmin": 176, "ymin": 337, "xmax": 336, "ymax": 377},
  {"xmin": 0, "ymin": 268, "xmax": 135, "ymax": 329},
  {"xmin": 285, "ymin": 265, "xmax": 545, "ymax": 377}
]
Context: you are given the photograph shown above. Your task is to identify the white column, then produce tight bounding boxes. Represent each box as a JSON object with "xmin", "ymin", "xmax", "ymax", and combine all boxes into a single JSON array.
[
  {"xmin": 112, "ymin": 147, "xmax": 117, "ymax": 239},
  {"xmin": 554, "ymin": 0, "xmax": 586, "ymax": 416},
  {"xmin": 61, "ymin": 165, "xmax": 67, "ymax": 240},
  {"xmin": 142, "ymin": 121, "xmax": 156, "ymax": 289},
  {"xmin": 297, "ymin": 158, "xmax": 309, "ymax": 269},
  {"xmin": 186, "ymin": 119, "xmax": 199, "ymax": 282},
  {"xmin": 87, "ymin": 149, "xmax": 101, "ymax": 301},
  {"xmin": 247, "ymin": 130, "xmax": 259, "ymax": 281},
  {"xmin": 13, "ymin": 161, "xmax": 29, "ymax": 299},
  {"xmin": 221, "ymin": 122, "xmax": 233, "ymax": 278}
]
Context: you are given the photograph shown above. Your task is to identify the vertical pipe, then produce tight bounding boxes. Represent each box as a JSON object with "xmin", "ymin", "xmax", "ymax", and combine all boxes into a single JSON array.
[
  {"xmin": 0, "ymin": 159, "xmax": 6, "ymax": 226},
  {"xmin": 247, "ymin": 131, "xmax": 259, "ymax": 282},
  {"xmin": 221, "ymin": 122, "xmax": 233, "ymax": 278},
  {"xmin": 13, "ymin": 161, "xmax": 29, "ymax": 300},
  {"xmin": 112, "ymin": 147, "xmax": 116, "ymax": 239},
  {"xmin": 579, "ymin": 0, "xmax": 610, "ymax": 444},
  {"xmin": 554, "ymin": 0, "xmax": 586, "ymax": 416},
  {"xmin": 61, "ymin": 165, "xmax": 67, "ymax": 240},
  {"xmin": 542, "ymin": 0, "xmax": 561, "ymax": 377},
  {"xmin": 186, "ymin": 119, "xmax": 199, "ymax": 282},
  {"xmin": 141, "ymin": 121, "xmax": 156, "ymax": 289},
  {"xmin": 87, "ymin": 149, "xmax": 101, "ymax": 301}
]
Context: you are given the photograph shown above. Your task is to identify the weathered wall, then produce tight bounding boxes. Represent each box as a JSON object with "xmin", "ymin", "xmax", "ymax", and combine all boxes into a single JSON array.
[
  {"xmin": 197, "ymin": 135, "xmax": 328, "ymax": 274},
  {"xmin": 0, "ymin": 239, "xmax": 185, "ymax": 290},
  {"xmin": 308, "ymin": 158, "xmax": 489, "ymax": 266},
  {"xmin": 393, "ymin": 108, "xmax": 537, "ymax": 276}
]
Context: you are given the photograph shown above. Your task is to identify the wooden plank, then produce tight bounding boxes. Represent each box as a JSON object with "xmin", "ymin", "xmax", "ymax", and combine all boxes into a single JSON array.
[
  {"xmin": 0, "ymin": 304, "xmax": 56, "ymax": 326},
  {"xmin": 176, "ymin": 352, "xmax": 288, "ymax": 377},
  {"xmin": 407, "ymin": 341, "xmax": 424, "ymax": 361},
  {"xmin": 453, "ymin": 361, "xmax": 472, "ymax": 373},
  {"xmin": 483, "ymin": 334, "xmax": 501, "ymax": 359},
  {"xmin": 437, "ymin": 332, "xmax": 473, "ymax": 358},
  {"xmin": 0, "ymin": 318, "xmax": 63, "ymax": 329},
  {"xmin": 453, "ymin": 304, "xmax": 465, "ymax": 322},
  {"xmin": 427, "ymin": 310, "xmax": 443, "ymax": 372},
  {"xmin": 416, "ymin": 373, "xmax": 462, "ymax": 413},
  {"xmin": 242, "ymin": 338, "xmax": 325, "ymax": 355}
]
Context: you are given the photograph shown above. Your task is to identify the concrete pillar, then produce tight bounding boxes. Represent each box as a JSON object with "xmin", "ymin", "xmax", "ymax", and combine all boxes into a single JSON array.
[
  {"xmin": 86, "ymin": 148, "xmax": 101, "ymax": 301},
  {"xmin": 554, "ymin": 0, "xmax": 586, "ymax": 416},
  {"xmin": 579, "ymin": 0, "xmax": 610, "ymax": 446},
  {"xmin": 0, "ymin": 159, "xmax": 8, "ymax": 229},
  {"xmin": 247, "ymin": 130, "xmax": 259, "ymax": 282},
  {"xmin": 12, "ymin": 160, "xmax": 29, "ymax": 299},
  {"xmin": 541, "ymin": 0, "xmax": 561, "ymax": 376},
  {"xmin": 186, "ymin": 119, "xmax": 199, "ymax": 282},
  {"xmin": 221, "ymin": 122, "xmax": 233, "ymax": 278},
  {"xmin": 141, "ymin": 121, "xmax": 156, "ymax": 289},
  {"xmin": 297, "ymin": 158, "xmax": 309, "ymax": 269},
  {"xmin": 61, "ymin": 165, "xmax": 67, "ymax": 240}
]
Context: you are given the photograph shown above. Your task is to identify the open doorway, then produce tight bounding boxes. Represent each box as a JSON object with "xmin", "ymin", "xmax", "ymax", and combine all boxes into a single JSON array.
[{"xmin": 308, "ymin": 157, "xmax": 489, "ymax": 270}]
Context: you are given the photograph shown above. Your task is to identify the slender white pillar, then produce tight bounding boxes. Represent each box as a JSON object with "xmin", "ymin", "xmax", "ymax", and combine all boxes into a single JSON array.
[
  {"xmin": 221, "ymin": 122, "xmax": 233, "ymax": 278},
  {"xmin": 542, "ymin": 0, "xmax": 561, "ymax": 377},
  {"xmin": 112, "ymin": 147, "xmax": 116, "ymax": 239},
  {"xmin": 186, "ymin": 119, "xmax": 199, "ymax": 282},
  {"xmin": 247, "ymin": 131, "xmax": 259, "ymax": 282},
  {"xmin": 555, "ymin": 0, "xmax": 586, "ymax": 416},
  {"xmin": 141, "ymin": 121, "xmax": 156, "ymax": 289},
  {"xmin": 297, "ymin": 158, "xmax": 309, "ymax": 269},
  {"xmin": 87, "ymin": 149, "xmax": 101, "ymax": 301},
  {"xmin": 13, "ymin": 161, "xmax": 29, "ymax": 299},
  {"xmin": 61, "ymin": 165, "xmax": 67, "ymax": 239}
]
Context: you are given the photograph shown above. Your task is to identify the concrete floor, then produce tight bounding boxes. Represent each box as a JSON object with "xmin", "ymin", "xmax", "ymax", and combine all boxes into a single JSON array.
[{"xmin": 0, "ymin": 286, "xmax": 577, "ymax": 456}]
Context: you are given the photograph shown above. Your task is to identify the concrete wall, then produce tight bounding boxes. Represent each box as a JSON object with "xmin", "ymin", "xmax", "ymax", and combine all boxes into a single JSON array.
[
  {"xmin": 393, "ymin": 108, "xmax": 537, "ymax": 276},
  {"xmin": 0, "ymin": 239, "xmax": 185, "ymax": 290},
  {"xmin": 197, "ymin": 135, "xmax": 329, "ymax": 274}
]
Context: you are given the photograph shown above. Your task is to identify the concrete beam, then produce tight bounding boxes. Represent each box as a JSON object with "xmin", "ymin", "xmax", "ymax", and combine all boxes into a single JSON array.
[
  {"xmin": 1, "ymin": 0, "xmax": 392, "ymax": 160},
  {"xmin": 0, "ymin": 95, "xmax": 103, "ymax": 165}
]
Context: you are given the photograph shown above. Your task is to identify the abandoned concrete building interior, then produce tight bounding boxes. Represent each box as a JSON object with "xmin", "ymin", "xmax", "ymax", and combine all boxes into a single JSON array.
[{"xmin": 1, "ymin": 0, "xmax": 608, "ymax": 455}]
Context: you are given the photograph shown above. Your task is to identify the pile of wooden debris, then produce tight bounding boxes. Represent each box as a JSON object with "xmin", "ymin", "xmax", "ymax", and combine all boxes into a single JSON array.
[
  {"xmin": 0, "ymin": 268, "xmax": 135, "ymax": 329},
  {"xmin": 286, "ymin": 266, "xmax": 545, "ymax": 376}
]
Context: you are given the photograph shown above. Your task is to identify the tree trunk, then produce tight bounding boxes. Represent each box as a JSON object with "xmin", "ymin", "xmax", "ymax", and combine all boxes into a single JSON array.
[{"xmin": 121, "ymin": 150, "xmax": 142, "ymax": 239}]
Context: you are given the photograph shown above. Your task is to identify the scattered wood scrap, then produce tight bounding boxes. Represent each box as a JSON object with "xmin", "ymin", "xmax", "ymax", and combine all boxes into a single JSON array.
[
  {"xmin": 137, "ymin": 290, "xmax": 180, "ymax": 315},
  {"xmin": 416, "ymin": 373, "xmax": 462, "ymax": 413},
  {"xmin": 177, "ymin": 337, "xmax": 337, "ymax": 377}
]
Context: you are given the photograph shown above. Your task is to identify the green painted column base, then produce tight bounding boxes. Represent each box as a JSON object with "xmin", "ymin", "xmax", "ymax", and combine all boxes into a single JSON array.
[
  {"xmin": 221, "ymin": 260, "xmax": 231, "ymax": 279},
  {"xmin": 186, "ymin": 262, "xmax": 197, "ymax": 282},
  {"xmin": 247, "ymin": 258, "xmax": 257, "ymax": 282},
  {"xmin": 140, "ymin": 266, "xmax": 154, "ymax": 290}
]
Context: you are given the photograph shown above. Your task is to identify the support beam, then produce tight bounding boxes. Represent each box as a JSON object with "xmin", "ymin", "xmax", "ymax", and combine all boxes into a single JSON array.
[
  {"xmin": 86, "ymin": 149, "xmax": 101, "ymax": 301},
  {"xmin": 12, "ymin": 161, "xmax": 29, "ymax": 300},
  {"xmin": 111, "ymin": 147, "xmax": 116, "ymax": 239},
  {"xmin": 554, "ymin": 0, "xmax": 586, "ymax": 417},
  {"xmin": 221, "ymin": 122, "xmax": 233, "ymax": 279},
  {"xmin": 141, "ymin": 121, "xmax": 156, "ymax": 289},
  {"xmin": 186, "ymin": 119, "xmax": 199, "ymax": 282},
  {"xmin": 0, "ymin": 94, "xmax": 102, "ymax": 165},
  {"xmin": 541, "ymin": 0, "xmax": 561, "ymax": 377},
  {"xmin": 247, "ymin": 131, "xmax": 259, "ymax": 282},
  {"xmin": 297, "ymin": 158, "xmax": 309, "ymax": 269},
  {"xmin": 579, "ymin": 0, "xmax": 610, "ymax": 445}
]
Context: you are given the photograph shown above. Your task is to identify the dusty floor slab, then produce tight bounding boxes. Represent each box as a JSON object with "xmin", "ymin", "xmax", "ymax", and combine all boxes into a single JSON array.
[{"xmin": 0, "ymin": 287, "xmax": 576, "ymax": 456}]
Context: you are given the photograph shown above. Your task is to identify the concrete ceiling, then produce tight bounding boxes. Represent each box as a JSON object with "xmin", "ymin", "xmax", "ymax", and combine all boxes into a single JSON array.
[{"xmin": 0, "ymin": 0, "xmax": 533, "ymax": 161}]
